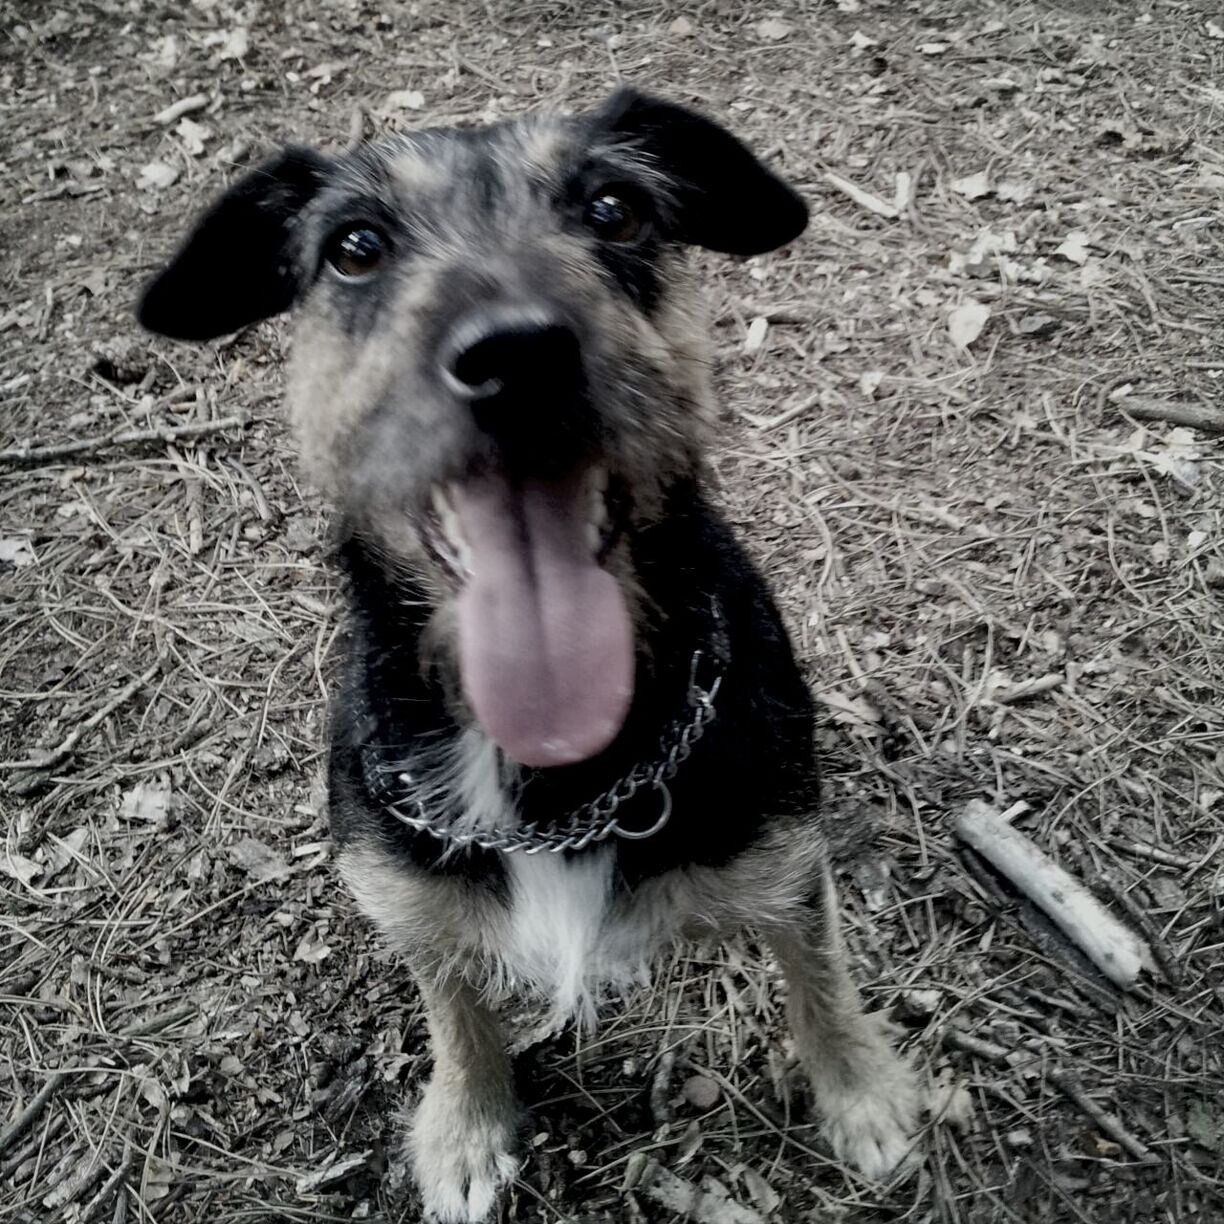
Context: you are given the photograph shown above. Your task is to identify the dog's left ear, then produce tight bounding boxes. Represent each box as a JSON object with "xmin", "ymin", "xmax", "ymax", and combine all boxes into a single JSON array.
[{"xmin": 594, "ymin": 87, "xmax": 808, "ymax": 256}]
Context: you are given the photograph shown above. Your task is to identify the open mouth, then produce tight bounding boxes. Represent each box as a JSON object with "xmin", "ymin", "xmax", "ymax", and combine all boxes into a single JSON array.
[{"xmin": 422, "ymin": 466, "xmax": 634, "ymax": 770}]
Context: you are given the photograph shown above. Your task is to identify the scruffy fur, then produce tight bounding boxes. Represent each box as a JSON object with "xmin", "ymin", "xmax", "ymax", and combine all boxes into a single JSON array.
[{"xmin": 139, "ymin": 88, "xmax": 922, "ymax": 1222}]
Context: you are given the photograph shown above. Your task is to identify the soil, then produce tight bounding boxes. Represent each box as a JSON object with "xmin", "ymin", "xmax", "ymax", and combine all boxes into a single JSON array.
[{"xmin": 2, "ymin": 2, "xmax": 1223, "ymax": 1222}]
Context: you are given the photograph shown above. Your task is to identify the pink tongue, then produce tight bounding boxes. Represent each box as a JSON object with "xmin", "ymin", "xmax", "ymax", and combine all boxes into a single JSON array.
[{"xmin": 452, "ymin": 470, "xmax": 634, "ymax": 768}]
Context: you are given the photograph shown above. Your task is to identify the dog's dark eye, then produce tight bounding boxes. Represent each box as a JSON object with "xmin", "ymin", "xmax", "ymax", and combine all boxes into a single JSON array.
[
  {"xmin": 583, "ymin": 193, "xmax": 645, "ymax": 243},
  {"xmin": 324, "ymin": 226, "xmax": 389, "ymax": 279}
]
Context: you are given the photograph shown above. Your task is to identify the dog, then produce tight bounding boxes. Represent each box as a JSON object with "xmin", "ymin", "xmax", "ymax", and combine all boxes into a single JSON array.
[{"xmin": 138, "ymin": 87, "xmax": 921, "ymax": 1222}]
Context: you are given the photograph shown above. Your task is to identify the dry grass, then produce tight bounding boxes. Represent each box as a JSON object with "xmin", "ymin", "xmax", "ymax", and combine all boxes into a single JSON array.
[{"xmin": 2, "ymin": 2, "xmax": 1223, "ymax": 1221}]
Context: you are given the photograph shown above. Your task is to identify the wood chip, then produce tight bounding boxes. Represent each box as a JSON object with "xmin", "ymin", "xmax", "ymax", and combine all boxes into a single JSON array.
[{"xmin": 153, "ymin": 93, "xmax": 208, "ymax": 125}]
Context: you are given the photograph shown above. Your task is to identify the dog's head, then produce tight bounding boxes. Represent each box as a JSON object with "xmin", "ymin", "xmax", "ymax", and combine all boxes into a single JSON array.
[{"xmin": 139, "ymin": 88, "xmax": 806, "ymax": 769}]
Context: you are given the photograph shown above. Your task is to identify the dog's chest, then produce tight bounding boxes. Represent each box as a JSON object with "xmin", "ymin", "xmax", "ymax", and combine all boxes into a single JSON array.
[{"xmin": 451, "ymin": 734, "xmax": 665, "ymax": 1021}]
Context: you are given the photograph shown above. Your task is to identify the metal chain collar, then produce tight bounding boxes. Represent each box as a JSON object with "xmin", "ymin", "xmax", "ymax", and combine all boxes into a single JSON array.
[{"xmin": 377, "ymin": 646, "xmax": 724, "ymax": 856}]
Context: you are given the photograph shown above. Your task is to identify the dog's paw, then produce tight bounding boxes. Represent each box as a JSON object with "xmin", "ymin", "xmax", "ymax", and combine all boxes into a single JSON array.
[
  {"xmin": 819, "ymin": 1041, "xmax": 921, "ymax": 1180},
  {"xmin": 406, "ymin": 1081, "xmax": 522, "ymax": 1223}
]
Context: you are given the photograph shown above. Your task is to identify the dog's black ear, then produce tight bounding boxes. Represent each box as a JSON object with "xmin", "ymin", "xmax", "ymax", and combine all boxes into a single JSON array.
[
  {"xmin": 595, "ymin": 88, "xmax": 808, "ymax": 256},
  {"xmin": 137, "ymin": 147, "xmax": 332, "ymax": 341}
]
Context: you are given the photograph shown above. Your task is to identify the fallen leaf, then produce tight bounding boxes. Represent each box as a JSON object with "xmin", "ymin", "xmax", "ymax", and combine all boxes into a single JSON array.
[
  {"xmin": 176, "ymin": 117, "xmax": 211, "ymax": 156},
  {"xmin": 80, "ymin": 268, "xmax": 109, "ymax": 296},
  {"xmin": 918, "ymin": 42, "xmax": 949, "ymax": 54},
  {"xmin": 928, "ymin": 1065, "xmax": 975, "ymax": 1130},
  {"xmin": 893, "ymin": 170, "xmax": 913, "ymax": 210},
  {"xmin": 1017, "ymin": 312, "xmax": 1060, "ymax": 338},
  {"xmin": 384, "ymin": 88, "xmax": 425, "ymax": 110},
  {"xmin": 139, "ymin": 160, "xmax": 179, "ymax": 190},
  {"xmin": 639, "ymin": 1163, "xmax": 763, "ymax": 1224},
  {"xmin": 1151, "ymin": 427, "xmax": 1201, "ymax": 487},
  {"xmin": 152, "ymin": 33, "xmax": 178, "ymax": 69},
  {"xmin": 296, "ymin": 1152, "xmax": 372, "ymax": 1195},
  {"xmin": 818, "ymin": 689, "xmax": 883, "ymax": 734},
  {"xmin": 294, "ymin": 927, "xmax": 332, "ymax": 964},
  {"xmin": 740, "ymin": 1167, "xmax": 781, "ymax": 1215},
  {"xmin": 1206, "ymin": 20, "xmax": 1224, "ymax": 40},
  {"xmin": 0, "ymin": 536, "xmax": 37, "ymax": 567},
  {"xmin": 121, "ymin": 779, "xmax": 171, "ymax": 826},
  {"xmin": 306, "ymin": 60, "xmax": 346, "ymax": 83},
  {"xmin": 229, "ymin": 836, "xmax": 290, "ymax": 883},
  {"xmin": 952, "ymin": 227, "xmax": 1017, "ymax": 277},
  {"xmin": 214, "ymin": 26, "xmax": 249, "ymax": 61},
  {"xmin": 859, "ymin": 370, "xmax": 884, "ymax": 398},
  {"xmin": 996, "ymin": 178, "xmax": 1034, "ymax": 204},
  {"xmin": 1188, "ymin": 1100, "xmax": 1220, "ymax": 1151},
  {"xmin": 848, "ymin": 29, "xmax": 876, "ymax": 49},
  {"xmin": 1054, "ymin": 230, "xmax": 1091, "ymax": 264},
  {"xmin": 744, "ymin": 316, "xmax": 769, "ymax": 354},
  {"xmin": 140, "ymin": 1077, "xmax": 169, "ymax": 1112},
  {"xmin": 951, "ymin": 170, "xmax": 991, "ymax": 200},
  {"xmin": 669, "ymin": 16, "xmax": 695, "ymax": 37},
  {"xmin": 0, "ymin": 851, "xmax": 42, "ymax": 886},
  {"xmin": 40, "ymin": 827, "xmax": 89, "ymax": 882},
  {"xmin": 142, "ymin": 1155, "xmax": 174, "ymax": 1203},
  {"xmin": 756, "ymin": 18, "xmax": 792, "ymax": 42},
  {"xmin": 947, "ymin": 300, "xmax": 991, "ymax": 349}
]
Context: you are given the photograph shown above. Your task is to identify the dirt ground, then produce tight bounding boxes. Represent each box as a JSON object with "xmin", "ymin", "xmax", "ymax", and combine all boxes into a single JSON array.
[{"xmin": 3, "ymin": 1, "xmax": 1223, "ymax": 1221}]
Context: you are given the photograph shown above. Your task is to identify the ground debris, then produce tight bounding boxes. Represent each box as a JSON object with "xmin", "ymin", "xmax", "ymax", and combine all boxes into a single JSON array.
[{"xmin": 2, "ymin": 2, "xmax": 1221, "ymax": 1221}]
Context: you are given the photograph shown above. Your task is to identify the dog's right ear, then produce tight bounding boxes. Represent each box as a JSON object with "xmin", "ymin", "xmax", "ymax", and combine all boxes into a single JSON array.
[{"xmin": 137, "ymin": 147, "xmax": 332, "ymax": 341}]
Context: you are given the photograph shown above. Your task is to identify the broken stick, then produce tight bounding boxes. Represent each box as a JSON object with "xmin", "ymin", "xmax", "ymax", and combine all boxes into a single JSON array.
[
  {"xmin": 0, "ymin": 415, "xmax": 248, "ymax": 466},
  {"xmin": 1116, "ymin": 397, "xmax": 1224, "ymax": 435},
  {"xmin": 954, "ymin": 800, "xmax": 1155, "ymax": 989}
]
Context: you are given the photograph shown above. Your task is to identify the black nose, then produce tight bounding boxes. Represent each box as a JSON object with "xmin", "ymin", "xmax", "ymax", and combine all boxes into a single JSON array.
[{"xmin": 441, "ymin": 307, "xmax": 583, "ymax": 403}]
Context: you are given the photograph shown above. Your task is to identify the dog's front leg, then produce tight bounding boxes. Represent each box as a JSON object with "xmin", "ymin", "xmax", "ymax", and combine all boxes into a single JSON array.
[
  {"xmin": 406, "ymin": 976, "xmax": 523, "ymax": 1223},
  {"xmin": 764, "ymin": 865, "xmax": 921, "ymax": 1180}
]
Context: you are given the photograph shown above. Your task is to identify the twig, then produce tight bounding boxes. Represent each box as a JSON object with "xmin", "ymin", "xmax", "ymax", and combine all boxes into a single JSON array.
[
  {"xmin": 738, "ymin": 391, "xmax": 825, "ymax": 432},
  {"xmin": 648, "ymin": 1049, "xmax": 675, "ymax": 1125},
  {"xmin": 1108, "ymin": 839, "xmax": 1197, "ymax": 869},
  {"xmin": 454, "ymin": 52, "xmax": 518, "ymax": 95},
  {"xmin": 991, "ymin": 673, "xmax": 1066, "ymax": 705},
  {"xmin": 1116, "ymin": 397, "xmax": 1224, "ymax": 434},
  {"xmin": 77, "ymin": 1149, "xmax": 134, "ymax": 1224},
  {"xmin": 954, "ymin": 800, "xmax": 1155, "ymax": 989},
  {"xmin": 1046, "ymin": 1070, "xmax": 1158, "ymax": 1163},
  {"xmin": 117, "ymin": 1003, "xmax": 198, "ymax": 1039},
  {"xmin": 0, "ymin": 1071, "xmax": 67, "ymax": 1157},
  {"xmin": 0, "ymin": 1114, "xmax": 66, "ymax": 1180},
  {"xmin": 823, "ymin": 170, "xmax": 899, "ymax": 219},
  {"xmin": 153, "ymin": 94, "xmax": 208, "ymax": 125},
  {"xmin": 941, "ymin": 1029, "xmax": 1013, "ymax": 1064},
  {"xmin": 0, "ymin": 662, "xmax": 159, "ymax": 771},
  {"xmin": 0, "ymin": 414, "xmax": 248, "ymax": 466}
]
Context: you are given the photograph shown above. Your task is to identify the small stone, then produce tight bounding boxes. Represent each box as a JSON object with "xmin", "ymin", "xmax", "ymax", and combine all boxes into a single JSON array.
[{"xmin": 681, "ymin": 1074, "xmax": 721, "ymax": 1110}]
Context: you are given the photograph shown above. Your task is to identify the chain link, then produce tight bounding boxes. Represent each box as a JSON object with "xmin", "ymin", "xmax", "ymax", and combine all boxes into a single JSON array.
[{"xmin": 382, "ymin": 651, "xmax": 723, "ymax": 855}]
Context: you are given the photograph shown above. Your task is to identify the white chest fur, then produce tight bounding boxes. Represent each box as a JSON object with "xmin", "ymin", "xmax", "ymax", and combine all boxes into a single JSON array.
[{"xmin": 500, "ymin": 848, "xmax": 617, "ymax": 1028}]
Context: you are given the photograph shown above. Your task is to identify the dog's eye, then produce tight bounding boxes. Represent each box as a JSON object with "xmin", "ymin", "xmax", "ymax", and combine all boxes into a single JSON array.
[
  {"xmin": 583, "ymin": 193, "xmax": 645, "ymax": 243},
  {"xmin": 324, "ymin": 226, "xmax": 389, "ymax": 279}
]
